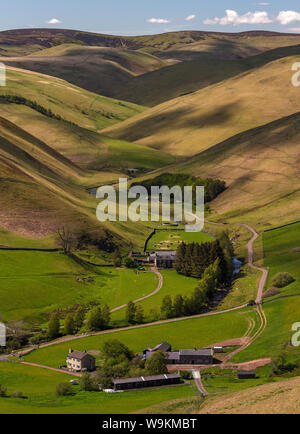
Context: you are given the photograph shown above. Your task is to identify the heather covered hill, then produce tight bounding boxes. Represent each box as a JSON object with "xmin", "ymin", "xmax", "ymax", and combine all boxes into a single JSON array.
[{"xmin": 1, "ymin": 28, "xmax": 300, "ymax": 58}]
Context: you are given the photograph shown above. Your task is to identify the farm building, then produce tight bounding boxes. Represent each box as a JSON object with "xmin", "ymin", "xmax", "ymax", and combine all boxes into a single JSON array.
[
  {"xmin": 153, "ymin": 251, "xmax": 177, "ymax": 268},
  {"xmin": 112, "ymin": 373, "xmax": 181, "ymax": 391},
  {"xmin": 238, "ymin": 371, "xmax": 256, "ymax": 379},
  {"xmin": 143, "ymin": 342, "xmax": 214, "ymax": 365},
  {"xmin": 143, "ymin": 341, "xmax": 171, "ymax": 355},
  {"xmin": 66, "ymin": 349, "xmax": 96, "ymax": 372}
]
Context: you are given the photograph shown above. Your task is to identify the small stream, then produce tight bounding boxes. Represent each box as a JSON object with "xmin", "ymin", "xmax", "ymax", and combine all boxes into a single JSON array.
[{"xmin": 233, "ymin": 257, "xmax": 243, "ymax": 276}]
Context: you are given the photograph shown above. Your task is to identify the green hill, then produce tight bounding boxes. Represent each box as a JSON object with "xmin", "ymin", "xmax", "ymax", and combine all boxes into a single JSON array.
[
  {"xmin": 0, "ymin": 65, "xmax": 145, "ymax": 131},
  {"xmin": 162, "ymin": 111, "xmax": 300, "ymax": 228},
  {"xmin": 103, "ymin": 54, "xmax": 300, "ymax": 157}
]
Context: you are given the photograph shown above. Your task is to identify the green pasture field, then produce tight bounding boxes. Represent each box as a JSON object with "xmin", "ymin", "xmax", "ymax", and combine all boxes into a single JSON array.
[
  {"xmin": 147, "ymin": 230, "xmax": 214, "ymax": 251},
  {"xmin": 0, "ymin": 251, "xmax": 156, "ymax": 326},
  {"xmin": 263, "ymin": 222, "xmax": 300, "ymax": 296},
  {"xmin": 111, "ymin": 269, "xmax": 199, "ymax": 325},
  {"xmin": 0, "ymin": 363, "xmax": 196, "ymax": 414},
  {"xmin": 24, "ymin": 307, "xmax": 255, "ymax": 368}
]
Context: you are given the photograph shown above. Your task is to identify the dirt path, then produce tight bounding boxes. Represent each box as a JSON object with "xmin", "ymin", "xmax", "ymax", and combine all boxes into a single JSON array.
[
  {"xmin": 241, "ymin": 224, "xmax": 268, "ymax": 304},
  {"xmin": 21, "ymin": 303, "xmax": 247, "ymax": 352},
  {"xmin": 110, "ymin": 267, "xmax": 163, "ymax": 313},
  {"xmin": 192, "ymin": 370, "xmax": 208, "ymax": 396},
  {"xmin": 20, "ymin": 361, "xmax": 82, "ymax": 377},
  {"xmin": 221, "ymin": 224, "xmax": 268, "ymax": 364}
]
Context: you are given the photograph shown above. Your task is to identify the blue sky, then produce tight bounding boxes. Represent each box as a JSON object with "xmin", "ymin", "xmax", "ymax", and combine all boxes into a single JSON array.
[{"xmin": 1, "ymin": 1, "xmax": 300, "ymax": 35}]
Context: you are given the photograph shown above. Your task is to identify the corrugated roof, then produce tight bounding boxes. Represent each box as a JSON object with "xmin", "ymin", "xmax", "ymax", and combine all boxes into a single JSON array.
[
  {"xmin": 179, "ymin": 349, "xmax": 213, "ymax": 356},
  {"xmin": 152, "ymin": 341, "xmax": 171, "ymax": 352},
  {"xmin": 113, "ymin": 372, "xmax": 180, "ymax": 385}
]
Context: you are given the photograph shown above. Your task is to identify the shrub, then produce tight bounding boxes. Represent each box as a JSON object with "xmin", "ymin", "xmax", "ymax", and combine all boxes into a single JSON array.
[
  {"xmin": 80, "ymin": 372, "xmax": 96, "ymax": 391},
  {"xmin": 0, "ymin": 384, "xmax": 7, "ymax": 397},
  {"xmin": 271, "ymin": 272, "xmax": 295, "ymax": 288},
  {"xmin": 56, "ymin": 382, "xmax": 73, "ymax": 396},
  {"xmin": 263, "ymin": 287, "xmax": 280, "ymax": 299},
  {"xmin": 11, "ymin": 390, "xmax": 27, "ymax": 399}
]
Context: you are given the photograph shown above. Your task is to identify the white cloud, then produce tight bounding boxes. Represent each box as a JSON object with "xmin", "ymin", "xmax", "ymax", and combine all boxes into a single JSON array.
[
  {"xmin": 186, "ymin": 15, "xmax": 196, "ymax": 21},
  {"xmin": 204, "ymin": 9, "xmax": 272, "ymax": 26},
  {"xmin": 147, "ymin": 18, "xmax": 170, "ymax": 24},
  {"xmin": 258, "ymin": 3, "xmax": 270, "ymax": 6},
  {"xmin": 289, "ymin": 27, "xmax": 300, "ymax": 32},
  {"xmin": 277, "ymin": 11, "xmax": 300, "ymax": 25},
  {"xmin": 46, "ymin": 18, "xmax": 62, "ymax": 24}
]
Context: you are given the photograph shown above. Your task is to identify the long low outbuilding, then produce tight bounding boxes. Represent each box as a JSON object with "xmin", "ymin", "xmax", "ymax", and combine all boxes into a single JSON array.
[
  {"xmin": 144, "ymin": 346, "xmax": 214, "ymax": 365},
  {"xmin": 112, "ymin": 373, "xmax": 181, "ymax": 391}
]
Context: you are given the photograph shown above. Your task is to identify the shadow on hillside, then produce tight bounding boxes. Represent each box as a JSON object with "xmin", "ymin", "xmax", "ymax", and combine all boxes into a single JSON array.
[{"xmin": 114, "ymin": 102, "xmax": 240, "ymax": 142}]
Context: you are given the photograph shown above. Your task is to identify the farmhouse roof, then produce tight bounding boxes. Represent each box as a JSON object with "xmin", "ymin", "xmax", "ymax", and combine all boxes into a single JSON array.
[
  {"xmin": 155, "ymin": 251, "xmax": 177, "ymax": 259},
  {"xmin": 67, "ymin": 349, "xmax": 95, "ymax": 361}
]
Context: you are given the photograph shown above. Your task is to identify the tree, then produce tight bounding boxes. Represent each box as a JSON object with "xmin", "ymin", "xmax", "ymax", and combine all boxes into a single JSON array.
[
  {"xmin": 101, "ymin": 339, "xmax": 133, "ymax": 361},
  {"xmin": 101, "ymin": 304, "xmax": 111, "ymax": 328},
  {"xmin": 145, "ymin": 350, "xmax": 168, "ymax": 375},
  {"xmin": 126, "ymin": 301, "xmax": 137, "ymax": 324},
  {"xmin": 134, "ymin": 305, "xmax": 144, "ymax": 324},
  {"xmin": 113, "ymin": 248, "xmax": 122, "ymax": 267},
  {"xmin": 74, "ymin": 307, "xmax": 85, "ymax": 331},
  {"xmin": 86, "ymin": 307, "xmax": 103, "ymax": 331},
  {"xmin": 64, "ymin": 314, "xmax": 75, "ymax": 335},
  {"xmin": 56, "ymin": 382, "xmax": 73, "ymax": 396},
  {"xmin": 47, "ymin": 313, "xmax": 60, "ymax": 339},
  {"xmin": 125, "ymin": 257, "xmax": 136, "ymax": 268},
  {"xmin": 173, "ymin": 294, "xmax": 184, "ymax": 318},
  {"xmin": 56, "ymin": 226, "xmax": 77, "ymax": 255},
  {"xmin": 80, "ymin": 372, "xmax": 95, "ymax": 391},
  {"xmin": 161, "ymin": 295, "xmax": 173, "ymax": 319}
]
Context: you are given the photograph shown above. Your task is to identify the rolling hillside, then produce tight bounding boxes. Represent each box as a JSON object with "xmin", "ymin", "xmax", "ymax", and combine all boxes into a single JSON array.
[
  {"xmin": 199, "ymin": 376, "xmax": 300, "ymax": 414},
  {"xmin": 1, "ymin": 38, "xmax": 300, "ymax": 107},
  {"xmin": 0, "ymin": 45, "xmax": 168, "ymax": 100},
  {"xmin": 0, "ymin": 65, "xmax": 145, "ymax": 131},
  {"xmin": 0, "ymin": 115, "xmax": 124, "ymax": 245},
  {"xmin": 104, "ymin": 54, "xmax": 300, "ymax": 156},
  {"xmin": 0, "ymin": 65, "xmax": 177, "ymax": 169},
  {"xmin": 162, "ymin": 112, "xmax": 300, "ymax": 228},
  {"xmin": 1, "ymin": 28, "xmax": 300, "ymax": 58}
]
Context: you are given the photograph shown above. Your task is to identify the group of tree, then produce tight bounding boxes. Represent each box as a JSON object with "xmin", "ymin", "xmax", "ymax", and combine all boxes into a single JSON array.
[
  {"xmin": 86, "ymin": 305, "xmax": 110, "ymax": 331},
  {"xmin": 161, "ymin": 259, "xmax": 221, "ymax": 319},
  {"xmin": 132, "ymin": 173, "xmax": 226, "ymax": 204},
  {"xmin": 95, "ymin": 339, "xmax": 168, "ymax": 389},
  {"xmin": 47, "ymin": 303, "xmax": 111, "ymax": 340},
  {"xmin": 175, "ymin": 232, "xmax": 234, "ymax": 283},
  {"xmin": 126, "ymin": 301, "xmax": 144, "ymax": 324},
  {"xmin": 56, "ymin": 226, "xmax": 118, "ymax": 256}
]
